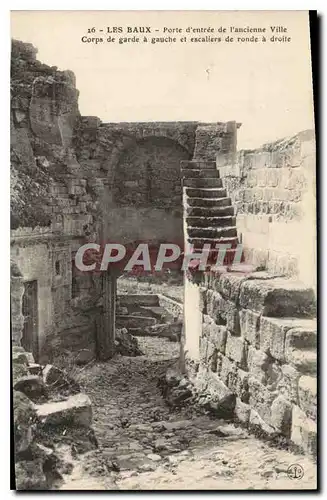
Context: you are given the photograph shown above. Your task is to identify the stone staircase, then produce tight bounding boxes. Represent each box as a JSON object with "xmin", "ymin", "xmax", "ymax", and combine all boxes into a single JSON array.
[
  {"xmin": 116, "ymin": 294, "xmax": 182, "ymax": 341},
  {"xmin": 181, "ymin": 160, "xmax": 241, "ymax": 266},
  {"xmin": 181, "ymin": 158, "xmax": 317, "ymax": 455}
]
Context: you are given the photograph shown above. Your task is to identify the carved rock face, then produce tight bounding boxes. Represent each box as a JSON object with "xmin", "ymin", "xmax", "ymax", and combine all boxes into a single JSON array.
[{"xmin": 30, "ymin": 76, "xmax": 79, "ymax": 147}]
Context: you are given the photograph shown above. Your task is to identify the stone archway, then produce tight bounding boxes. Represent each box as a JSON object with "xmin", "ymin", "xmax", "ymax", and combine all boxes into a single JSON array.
[{"xmin": 101, "ymin": 136, "xmax": 191, "ymax": 247}]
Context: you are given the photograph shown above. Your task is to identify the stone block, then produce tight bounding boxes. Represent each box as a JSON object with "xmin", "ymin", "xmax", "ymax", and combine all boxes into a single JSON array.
[
  {"xmin": 266, "ymin": 168, "xmax": 280, "ymax": 187},
  {"xmin": 248, "ymin": 376, "xmax": 278, "ymax": 424},
  {"xmin": 199, "ymin": 287, "xmax": 207, "ymax": 313},
  {"xmin": 270, "ymin": 395, "xmax": 292, "ymax": 437},
  {"xmin": 285, "ymin": 348, "xmax": 317, "ymax": 375},
  {"xmin": 36, "ymin": 393, "xmax": 92, "ymax": 428},
  {"xmin": 206, "ymin": 289, "xmax": 222, "ymax": 321},
  {"xmin": 226, "ymin": 305, "xmax": 241, "ymax": 335},
  {"xmin": 203, "ymin": 323, "xmax": 227, "ymax": 354},
  {"xmin": 206, "ymin": 289, "xmax": 238, "ymax": 329},
  {"xmin": 225, "ymin": 331, "xmax": 247, "ymax": 367},
  {"xmin": 239, "ymin": 278, "xmax": 316, "ymax": 317},
  {"xmin": 202, "ymin": 371, "xmax": 236, "ymax": 417},
  {"xmin": 239, "ymin": 309, "xmax": 260, "ymax": 347},
  {"xmin": 247, "ymin": 345, "xmax": 276, "ymax": 383},
  {"xmin": 277, "ymin": 364, "xmax": 301, "ymax": 403},
  {"xmin": 291, "ymin": 404, "xmax": 317, "ymax": 455},
  {"xmin": 259, "ymin": 317, "xmax": 306, "ymax": 362},
  {"xmin": 236, "ymin": 369, "xmax": 250, "ymax": 403},
  {"xmin": 249, "ymin": 409, "xmax": 276, "ymax": 436},
  {"xmin": 215, "ymin": 272, "xmax": 248, "ymax": 302},
  {"xmin": 234, "ymin": 398, "xmax": 251, "ymax": 425},
  {"xmin": 200, "ymin": 337, "xmax": 217, "ymax": 368},
  {"xmin": 285, "ymin": 322, "xmax": 317, "ymax": 351},
  {"xmin": 220, "ymin": 355, "xmax": 237, "ymax": 388},
  {"xmin": 298, "ymin": 375, "xmax": 317, "ymax": 421},
  {"xmin": 199, "ymin": 337, "xmax": 209, "ymax": 364}
]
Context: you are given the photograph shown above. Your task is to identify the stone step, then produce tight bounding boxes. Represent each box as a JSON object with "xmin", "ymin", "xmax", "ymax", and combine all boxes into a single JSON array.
[
  {"xmin": 183, "ymin": 178, "xmax": 223, "ymax": 188},
  {"xmin": 241, "ymin": 279, "xmax": 317, "ymax": 318},
  {"xmin": 286, "ymin": 348, "xmax": 317, "ymax": 375},
  {"xmin": 259, "ymin": 317, "xmax": 317, "ymax": 363},
  {"xmin": 186, "ymin": 205, "xmax": 234, "ymax": 217},
  {"xmin": 186, "ymin": 247, "xmax": 244, "ymax": 267},
  {"xmin": 185, "ymin": 187, "xmax": 227, "ymax": 199},
  {"xmin": 186, "ymin": 215, "xmax": 236, "ymax": 228},
  {"xmin": 188, "ymin": 236, "xmax": 239, "ymax": 247},
  {"xmin": 116, "ymin": 315, "xmax": 157, "ymax": 329},
  {"xmin": 285, "ymin": 322, "xmax": 317, "ymax": 350},
  {"xmin": 128, "ymin": 323, "xmax": 182, "ymax": 340},
  {"xmin": 180, "ymin": 160, "xmax": 216, "ymax": 170},
  {"xmin": 187, "ymin": 226, "xmax": 237, "ymax": 239},
  {"xmin": 117, "ymin": 294, "xmax": 160, "ymax": 307},
  {"xmin": 187, "ymin": 196, "xmax": 232, "ymax": 208},
  {"xmin": 141, "ymin": 306, "xmax": 174, "ymax": 323},
  {"xmin": 181, "ymin": 169, "xmax": 219, "ymax": 179}
]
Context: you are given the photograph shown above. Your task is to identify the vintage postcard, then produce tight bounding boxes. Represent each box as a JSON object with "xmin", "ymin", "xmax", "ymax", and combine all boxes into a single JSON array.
[{"xmin": 10, "ymin": 10, "xmax": 317, "ymax": 491}]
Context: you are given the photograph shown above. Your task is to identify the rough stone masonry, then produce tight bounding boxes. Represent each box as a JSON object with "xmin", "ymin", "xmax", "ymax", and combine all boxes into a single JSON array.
[
  {"xmin": 11, "ymin": 38, "xmax": 317, "ymax": 459},
  {"xmin": 181, "ymin": 138, "xmax": 317, "ymax": 455},
  {"xmin": 10, "ymin": 39, "xmax": 238, "ymax": 363}
]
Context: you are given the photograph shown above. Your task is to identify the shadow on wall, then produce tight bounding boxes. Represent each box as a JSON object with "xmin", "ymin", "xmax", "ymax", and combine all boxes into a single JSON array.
[{"xmin": 103, "ymin": 136, "xmax": 191, "ymax": 244}]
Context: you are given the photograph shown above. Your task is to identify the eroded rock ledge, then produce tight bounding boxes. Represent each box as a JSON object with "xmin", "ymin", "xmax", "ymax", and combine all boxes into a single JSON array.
[{"xmin": 13, "ymin": 345, "xmax": 97, "ymax": 490}]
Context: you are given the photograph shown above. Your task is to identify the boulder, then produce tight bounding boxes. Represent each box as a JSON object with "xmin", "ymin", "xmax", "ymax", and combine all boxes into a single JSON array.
[
  {"xmin": 14, "ymin": 375, "xmax": 48, "ymax": 403},
  {"xmin": 42, "ymin": 364, "xmax": 80, "ymax": 395},
  {"xmin": 13, "ymin": 362, "xmax": 29, "ymax": 383},
  {"xmin": 143, "ymin": 322, "xmax": 182, "ymax": 341},
  {"xmin": 75, "ymin": 349, "xmax": 95, "ymax": 366},
  {"xmin": 12, "ymin": 351, "xmax": 29, "ymax": 365},
  {"xmin": 36, "ymin": 393, "xmax": 92, "ymax": 428},
  {"xmin": 13, "ymin": 391, "xmax": 37, "ymax": 454},
  {"xmin": 15, "ymin": 459, "xmax": 47, "ymax": 490},
  {"xmin": 115, "ymin": 329, "xmax": 143, "ymax": 357},
  {"xmin": 27, "ymin": 363, "xmax": 43, "ymax": 376}
]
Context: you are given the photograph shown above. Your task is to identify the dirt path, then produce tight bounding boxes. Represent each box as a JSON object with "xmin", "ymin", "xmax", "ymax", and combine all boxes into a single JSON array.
[{"xmin": 61, "ymin": 338, "xmax": 316, "ymax": 491}]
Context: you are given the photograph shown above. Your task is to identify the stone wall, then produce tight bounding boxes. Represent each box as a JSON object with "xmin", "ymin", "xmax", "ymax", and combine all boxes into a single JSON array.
[
  {"xmin": 11, "ymin": 39, "xmax": 239, "ymax": 362},
  {"xmin": 193, "ymin": 122, "xmax": 240, "ymax": 160},
  {"xmin": 183, "ymin": 269, "xmax": 317, "ymax": 455},
  {"xmin": 74, "ymin": 120, "xmax": 195, "ymax": 245},
  {"xmin": 217, "ymin": 130, "xmax": 316, "ymax": 288},
  {"xmin": 10, "ymin": 40, "xmax": 106, "ymax": 360}
]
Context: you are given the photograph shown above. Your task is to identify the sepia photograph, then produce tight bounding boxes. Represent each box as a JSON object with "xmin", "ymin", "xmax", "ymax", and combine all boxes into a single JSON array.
[{"xmin": 10, "ymin": 9, "xmax": 317, "ymax": 491}]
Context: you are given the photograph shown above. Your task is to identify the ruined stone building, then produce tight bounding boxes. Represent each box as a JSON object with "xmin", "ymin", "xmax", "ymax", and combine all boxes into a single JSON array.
[{"xmin": 11, "ymin": 39, "xmax": 317, "ymax": 455}]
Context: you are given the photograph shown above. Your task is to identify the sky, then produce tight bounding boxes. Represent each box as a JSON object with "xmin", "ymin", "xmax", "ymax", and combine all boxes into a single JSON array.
[{"xmin": 11, "ymin": 10, "xmax": 315, "ymax": 149}]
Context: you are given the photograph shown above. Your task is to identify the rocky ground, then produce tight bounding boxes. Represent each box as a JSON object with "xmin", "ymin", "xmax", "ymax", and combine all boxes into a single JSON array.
[{"xmin": 59, "ymin": 337, "xmax": 317, "ymax": 491}]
